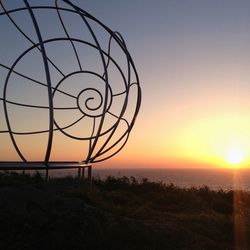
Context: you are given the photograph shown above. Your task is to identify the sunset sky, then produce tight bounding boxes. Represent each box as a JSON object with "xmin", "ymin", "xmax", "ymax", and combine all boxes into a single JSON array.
[
  {"xmin": 87, "ymin": 0, "xmax": 250, "ymax": 168},
  {"xmin": 1, "ymin": 0, "xmax": 250, "ymax": 169}
]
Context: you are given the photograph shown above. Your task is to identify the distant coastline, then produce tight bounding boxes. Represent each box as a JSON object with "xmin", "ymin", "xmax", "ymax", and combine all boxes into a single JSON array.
[{"xmin": 42, "ymin": 167, "xmax": 250, "ymax": 191}]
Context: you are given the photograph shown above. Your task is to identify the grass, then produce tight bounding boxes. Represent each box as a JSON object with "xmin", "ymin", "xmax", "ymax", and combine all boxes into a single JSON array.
[{"xmin": 0, "ymin": 172, "xmax": 249, "ymax": 249}]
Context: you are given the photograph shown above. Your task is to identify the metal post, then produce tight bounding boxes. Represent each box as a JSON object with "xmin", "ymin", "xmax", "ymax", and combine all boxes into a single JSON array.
[
  {"xmin": 88, "ymin": 165, "xmax": 92, "ymax": 186},
  {"xmin": 45, "ymin": 168, "xmax": 49, "ymax": 181},
  {"xmin": 78, "ymin": 167, "xmax": 81, "ymax": 178},
  {"xmin": 81, "ymin": 167, "xmax": 85, "ymax": 179}
]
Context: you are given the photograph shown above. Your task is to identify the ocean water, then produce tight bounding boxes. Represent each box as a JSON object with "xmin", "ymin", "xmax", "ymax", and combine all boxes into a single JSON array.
[{"xmin": 52, "ymin": 168, "xmax": 250, "ymax": 191}]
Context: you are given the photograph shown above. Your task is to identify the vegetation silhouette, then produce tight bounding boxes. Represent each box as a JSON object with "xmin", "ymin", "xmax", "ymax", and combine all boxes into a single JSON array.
[{"xmin": 0, "ymin": 172, "xmax": 249, "ymax": 249}]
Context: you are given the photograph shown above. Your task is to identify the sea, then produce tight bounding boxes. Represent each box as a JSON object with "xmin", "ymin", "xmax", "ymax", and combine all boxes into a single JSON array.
[{"xmin": 50, "ymin": 167, "xmax": 250, "ymax": 191}]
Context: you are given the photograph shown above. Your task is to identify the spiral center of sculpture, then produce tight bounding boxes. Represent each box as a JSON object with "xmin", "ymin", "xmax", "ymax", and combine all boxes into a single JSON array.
[
  {"xmin": 53, "ymin": 72, "xmax": 112, "ymax": 118},
  {"xmin": 77, "ymin": 88, "xmax": 104, "ymax": 116}
]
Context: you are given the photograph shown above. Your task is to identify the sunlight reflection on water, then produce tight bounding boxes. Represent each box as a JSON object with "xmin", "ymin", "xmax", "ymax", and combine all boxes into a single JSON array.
[{"xmin": 48, "ymin": 168, "xmax": 250, "ymax": 191}]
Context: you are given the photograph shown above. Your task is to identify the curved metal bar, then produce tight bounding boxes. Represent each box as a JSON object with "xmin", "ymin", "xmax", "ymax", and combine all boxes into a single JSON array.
[
  {"xmin": 0, "ymin": 6, "xmax": 93, "ymax": 19},
  {"xmin": 62, "ymin": 0, "xmax": 110, "ymax": 163},
  {"xmin": 0, "ymin": 1, "xmax": 141, "ymax": 167},
  {"xmin": 1, "ymin": 4, "xmax": 140, "ymax": 92},
  {"xmin": 0, "ymin": 131, "xmax": 9, "ymax": 134},
  {"xmin": 88, "ymin": 110, "xmax": 131, "ymax": 162},
  {"xmin": 2, "ymin": 38, "xmax": 129, "ymax": 99},
  {"xmin": 55, "ymin": 0, "xmax": 82, "ymax": 71},
  {"xmin": 90, "ymin": 32, "xmax": 131, "ymax": 162},
  {"xmin": 5, "ymin": 114, "xmax": 85, "ymax": 136},
  {"xmin": 2, "ymin": 38, "xmax": 128, "ymax": 142},
  {"xmin": 52, "ymin": 70, "xmax": 113, "ymax": 118},
  {"xmin": 76, "ymin": 88, "xmax": 103, "ymax": 113},
  {"xmin": 92, "ymin": 82, "xmax": 141, "ymax": 162},
  {"xmin": 0, "ymin": 97, "xmax": 77, "ymax": 110},
  {"xmin": 0, "ymin": 64, "xmax": 76, "ymax": 99},
  {"xmin": 91, "ymin": 132, "xmax": 130, "ymax": 163},
  {"xmin": 102, "ymin": 34, "xmax": 112, "ymax": 78},
  {"xmin": 93, "ymin": 111, "xmax": 130, "ymax": 159},
  {"xmin": 88, "ymin": 117, "xmax": 96, "ymax": 157},
  {"xmin": 3, "ymin": 83, "xmax": 26, "ymax": 161},
  {"xmin": 66, "ymin": 12, "xmax": 141, "ymax": 162},
  {"xmin": 52, "ymin": 70, "xmax": 117, "ymax": 141},
  {"xmin": 103, "ymin": 31, "xmax": 127, "ymax": 79},
  {"xmin": 23, "ymin": 0, "xmax": 54, "ymax": 164},
  {"xmin": 0, "ymin": 2, "xmax": 65, "ymax": 77}
]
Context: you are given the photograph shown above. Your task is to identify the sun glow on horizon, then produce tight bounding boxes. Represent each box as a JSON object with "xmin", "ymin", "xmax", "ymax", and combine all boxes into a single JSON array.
[
  {"xmin": 226, "ymin": 146, "xmax": 245, "ymax": 167},
  {"xmin": 168, "ymin": 112, "xmax": 250, "ymax": 169}
]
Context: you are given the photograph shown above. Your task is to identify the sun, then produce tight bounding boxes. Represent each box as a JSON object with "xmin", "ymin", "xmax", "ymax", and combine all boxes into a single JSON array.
[{"xmin": 226, "ymin": 146, "xmax": 245, "ymax": 165}]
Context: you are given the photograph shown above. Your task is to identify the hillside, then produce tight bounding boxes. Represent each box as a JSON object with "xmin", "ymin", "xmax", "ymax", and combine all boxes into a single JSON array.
[{"xmin": 0, "ymin": 172, "xmax": 249, "ymax": 249}]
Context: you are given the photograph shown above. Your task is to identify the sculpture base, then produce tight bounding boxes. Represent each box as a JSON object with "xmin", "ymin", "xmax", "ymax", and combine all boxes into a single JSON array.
[{"xmin": 0, "ymin": 162, "xmax": 92, "ymax": 182}]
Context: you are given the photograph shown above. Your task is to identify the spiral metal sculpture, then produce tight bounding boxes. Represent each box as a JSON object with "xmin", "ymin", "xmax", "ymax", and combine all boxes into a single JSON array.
[{"xmin": 0, "ymin": 0, "xmax": 141, "ymax": 174}]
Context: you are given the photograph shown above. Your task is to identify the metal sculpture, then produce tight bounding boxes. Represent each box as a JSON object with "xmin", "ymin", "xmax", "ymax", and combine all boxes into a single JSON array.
[{"xmin": 0, "ymin": 0, "xmax": 141, "ymax": 179}]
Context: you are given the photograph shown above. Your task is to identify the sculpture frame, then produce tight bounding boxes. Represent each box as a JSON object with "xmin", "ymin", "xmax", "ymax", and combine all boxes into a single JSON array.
[{"xmin": 0, "ymin": 0, "xmax": 141, "ymax": 179}]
